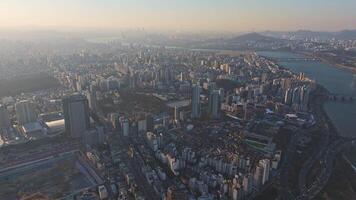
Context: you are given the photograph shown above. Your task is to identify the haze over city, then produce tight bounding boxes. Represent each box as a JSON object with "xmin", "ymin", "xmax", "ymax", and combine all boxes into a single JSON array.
[
  {"xmin": 0, "ymin": 1, "xmax": 356, "ymax": 200},
  {"xmin": 1, "ymin": 0, "xmax": 356, "ymax": 32}
]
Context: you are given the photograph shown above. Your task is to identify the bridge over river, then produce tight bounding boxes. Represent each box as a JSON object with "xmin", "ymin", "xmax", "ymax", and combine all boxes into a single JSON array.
[
  {"xmin": 328, "ymin": 93, "xmax": 355, "ymax": 102},
  {"xmin": 271, "ymin": 57, "xmax": 321, "ymax": 62}
]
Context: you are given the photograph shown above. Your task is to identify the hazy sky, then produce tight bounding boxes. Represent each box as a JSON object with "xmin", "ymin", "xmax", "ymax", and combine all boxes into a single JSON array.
[{"xmin": 1, "ymin": 0, "xmax": 356, "ymax": 32}]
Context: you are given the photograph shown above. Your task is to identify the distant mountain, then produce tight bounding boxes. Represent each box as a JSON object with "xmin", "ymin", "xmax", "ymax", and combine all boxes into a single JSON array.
[
  {"xmin": 261, "ymin": 29, "xmax": 356, "ymax": 40},
  {"xmin": 228, "ymin": 32, "xmax": 282, "ymax": 43},
  {"xmin": 189, "ymin": 32, "xmax": 286, "ymax": 50},
  {"xmin": 335, "ymin": 30, "xmax": 356, "ymax": 40},
  {"xmin": 294, "ymin": 30, "xmax": 331, "ymax": 37}
]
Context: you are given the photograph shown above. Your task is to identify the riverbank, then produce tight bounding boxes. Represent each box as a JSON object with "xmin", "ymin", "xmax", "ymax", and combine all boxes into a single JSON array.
[
  {"xmin": 259, "ymin": 52, "xmax": 341, "ymax": 137},
  {"xmin": 301, "ymin": 84, "xmax": 356, "ymax": 199},
  {"xmin": 294, "ymin": 51, "xmax": 356, "ymax": 74},
  {"xmin": 313, "ymin": 85, "xmax": 339, "ymax": 137},
  {"xmin": 259, "ymin": 50, "xmax": 356, "ymax": 138}
]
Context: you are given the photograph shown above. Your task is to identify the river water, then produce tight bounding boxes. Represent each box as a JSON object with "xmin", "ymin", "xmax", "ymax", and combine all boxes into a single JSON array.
[{"xmin": 258, "ymin": 51, "xmax": 356, "ymax": 138}]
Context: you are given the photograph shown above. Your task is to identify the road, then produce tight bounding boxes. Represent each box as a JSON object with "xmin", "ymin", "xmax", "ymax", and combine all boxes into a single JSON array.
[
  {"xmin": 296, "ymin": 139, "xmax": 352, "ymax": 200},
  {"xmin": 276, "ymin": 130, "xmax": 298, "ymax": 200},
  {"xmin": 109, "ymin": 134, "xmax": 159, "ymax": 200},
  {"xmin": 296, "ymin": 88, "xmax": 352, "ymax": 200}
]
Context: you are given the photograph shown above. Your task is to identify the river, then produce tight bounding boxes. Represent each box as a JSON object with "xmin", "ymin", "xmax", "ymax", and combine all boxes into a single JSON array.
[{"xmin": 258, "ymin": 51, "xmax": 356, "ymax": 138}]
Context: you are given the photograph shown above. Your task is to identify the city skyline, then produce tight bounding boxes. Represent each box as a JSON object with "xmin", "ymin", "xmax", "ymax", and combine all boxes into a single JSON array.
[
  {"xmin": 1, "ymin": 0, "xmax": 356, "ymax": 32},
  {"xmin": 0, "ymin": 1, "xmax": 356, "ymax": 199}
]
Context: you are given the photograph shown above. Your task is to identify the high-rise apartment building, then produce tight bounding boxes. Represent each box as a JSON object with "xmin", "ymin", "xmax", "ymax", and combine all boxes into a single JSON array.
[
  {"xmin": 191, "ymin": 84, "xmax": 201, "ymax": 119},
  {"xmin": 0, "ymin": 104, "xmax": 11, "ymax": 128},
  {"xmin": 209, "ymin": 90, "xmax": 221, "ymax": 119},
  {"xmin": 15, "ymin": 100, "xmax": 37, "ymax": 125}
]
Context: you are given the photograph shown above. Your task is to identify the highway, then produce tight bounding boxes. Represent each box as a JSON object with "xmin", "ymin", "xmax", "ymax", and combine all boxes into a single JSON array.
[
  {"xmin": 296, "ymin": 139, "xmax": 352, "ymax": 200},
  {"xmin": 295, "ymin": 88, "xmax": 352, "ymax": 200},
  {"xmin": 297, "ymin": 127, "xmax": 329, "ymax": 196},
  {"xmin": 276, "ymin": 130, "xmax": 298, "ymax": 200}
]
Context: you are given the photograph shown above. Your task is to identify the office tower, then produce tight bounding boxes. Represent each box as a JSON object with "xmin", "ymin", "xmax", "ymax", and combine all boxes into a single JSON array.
[
  {"xmin": 209, "ymin": 90, "xmax": 221, "ymax": 119},
  {"xmin": 15, "ymin": 100, "xmax": 37, "ymax": 125},
  {"xmin": 0, "ymin": 104, "xmax": 11, "ymax": 129},
  {"xmin": 191, "ymin": 84, "xmax": 201, "ymax": 119},
  {"xmin": 86, "ymin": 90, "xmax": 97, "ymax": 111},
  {"xmin": 62, "ymin": 93, "xmax": 90, "ymax": 138}
]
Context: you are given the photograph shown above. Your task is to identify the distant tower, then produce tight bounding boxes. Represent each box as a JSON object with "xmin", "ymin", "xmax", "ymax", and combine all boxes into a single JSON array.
[
  {"xmin": 62, "ymin": 93, "xmax": 90, "ymax": 138},
  {"xmin": 15, "ymin": 100, "xmax": 37, "ymax": 125},
  {"xmin": 292, "ymin": 87, "xmax": 301, "ymax": 104},
  {"xmin": 174, "ymin": 106, "xmax": 180, "ymax": 123},
  {"xmin": 191, "ymin": 84, "xmax": 201, "ymax": 119},
  {"xmin": 207, "ymin": 83, "xmax": 215, "ymax": 110},
  {"xmin": 284, "ymin": 88, "xmax": 293, "ymax": 105},
  {"xmin": 243, "ymin": 102, "xmax": 248, "ymax": 120},
  {"xmin": 122, "ymin": 118, "xmax": 130, "ymax": 137},
  {"xmin": 209, "ymin": 90, "xmax": 221, "ymax": 119},
  {"xmin": 86, "ymin": 90, "xmax": 97, "ymax": 111},
  {"xmin": 109, "ymin": 113, "xmax": 120, "ymax": 130},
  {"xmin": 0, "ymin": 104, "xmax": 11, "ymax": 129},
  {"xmin": 299, "ymin": 72, "xmax": 305, "ymax": 81},
  {"xmin": 253, "ymin": 165, "xmax": 263, "ymax": 188},
  {"xmin": 300, "ymin": 85, "xmax": 310, "ymax": 108}
]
